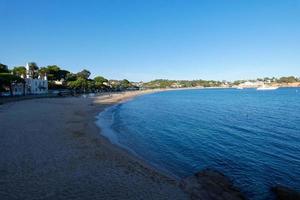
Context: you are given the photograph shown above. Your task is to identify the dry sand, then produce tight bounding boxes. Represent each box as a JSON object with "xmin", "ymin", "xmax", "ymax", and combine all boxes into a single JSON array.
[{"xmin": 0, "ymin": 90, "xmax": 188, "ymax": 200}]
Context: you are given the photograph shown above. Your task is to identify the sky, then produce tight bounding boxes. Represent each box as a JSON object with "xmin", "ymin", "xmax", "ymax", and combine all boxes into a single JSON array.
[{"xmin": 0, "ymin": 0, "xmax": 300, "ymax": 81}]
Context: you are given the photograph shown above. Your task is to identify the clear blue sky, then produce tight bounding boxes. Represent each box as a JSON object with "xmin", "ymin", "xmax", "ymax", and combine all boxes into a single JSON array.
[{"xmin": 1, "ymin": 0, "xmax": 299, "ymax": 81}]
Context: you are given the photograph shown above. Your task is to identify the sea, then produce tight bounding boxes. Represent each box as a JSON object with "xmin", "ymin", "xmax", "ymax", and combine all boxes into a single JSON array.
[{"xmin": 96, "ymin": 88, "xmax": 300, "ymax": 200}]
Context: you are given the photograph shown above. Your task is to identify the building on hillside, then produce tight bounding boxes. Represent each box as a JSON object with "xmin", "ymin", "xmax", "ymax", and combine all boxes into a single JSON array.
[
  {"xmin": 25, "ymin": 78, "xmax": 48, "ymax": 94},
  {"xmin": 131, "ymin": 81, "xmax": 143, "ymax": 87},
  {"xmin": 54, "ymin": 79, "xmax": 64, "ymax": 85},
  {"xmin": 25, "ymin": 63, "xmax": 48, "ymax": 95},
  {"xmin": 103, "ymin": 82, "xmax": 109, "ymax": 86},
  {"xmin": 131, "ymin": 81, "xmax": 144, "ymax": 89},
  {"xmin": 239, "ymin": 81, "xmax": 264, "ymax": 88},
  {"xmin": 170, "ymin": 82, "xmax": 183, "ymax": 88},
  {"xmin": 1, "ymin": 63, "xmax": 48, "ymax": 96}
]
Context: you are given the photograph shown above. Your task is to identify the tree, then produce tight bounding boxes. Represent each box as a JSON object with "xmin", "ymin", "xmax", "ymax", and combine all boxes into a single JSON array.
[
  {"xmin": 0, "ymin": 63, "xmax": 9, "ymax": 73},
  {"xmin": 278, "ymin": 76, "xmax": 298, "ymax": 83},
  {"xmin": 28, "ymin": 62, "xmax": 39, "ymax": 78},
  {"xmin": 40, "ymin": 65, "xmax": 70, "ymax": 81},
  {"xmin": 94, "ymin": 76, "xmax": 108, "ymax": 84},
  {"xmin": 0, "ymin": 73, "xmax": 25, "ymax": 96},
  {"xmin": 87, "ymin": 79, "xmax": 96, "ymax": 91},
  {"xmin": 76, "ymin": 69, "xmax": 90, "ymax": 79},
  {"xmin": 43, "ymin": 65, "xmax": 59, "ymax": 81},
  {"xmin": 57, "ymin": 69, "xmax": 70, "ymax": 80},
  {"xmin": 38, "ymin": 67, "xmax": 48, "ymax": 80},
  {"xmin": 94, "ymin": 76, "xmax": 108, "ymax": 90},
  {"xmin": 66, "ymin": 73, "xmax": 77, "ymax": 82},
  {"xmin": 12, "ymin": 66, "xmax": 26, "ymax": 77},
  {"xmin": 67, "ymin": 77, "xmax": 89, "ymax": 92},
  {"xmin": 120, "ymin": 79, "xmax": 131, "ymax": 89}
]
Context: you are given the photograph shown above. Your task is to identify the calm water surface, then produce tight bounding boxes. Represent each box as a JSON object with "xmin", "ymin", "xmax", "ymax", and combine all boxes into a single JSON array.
[{"xmin": 97, "ymin": 88, "xmax": 300, "ymax": 199}]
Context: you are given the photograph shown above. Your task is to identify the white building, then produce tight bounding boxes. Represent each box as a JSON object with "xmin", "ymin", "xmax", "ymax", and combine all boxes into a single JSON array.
[
  {"xmin": 25, "ymin": 78, "xmax": 48, "ymax": 94},
  {"xmin": 239, "ymin": 81, "xmax": 264, "ymax": 88},
  {"xmin": 1, "ymin": 63, "xmax": 48, "ymax": 96},
  {"xmin": 11, "ymin": 83, "xmax": 26, "ymax": 96}
]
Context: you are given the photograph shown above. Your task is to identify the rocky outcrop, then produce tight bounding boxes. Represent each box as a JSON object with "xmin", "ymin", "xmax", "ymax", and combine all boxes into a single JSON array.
[
  {"xmin": 272, "ymin": 186, "xmax": 300, "ymax": 200},
  {"xmin": 180, "ymin": 169, "xmax": 246, "ymax": 200}
]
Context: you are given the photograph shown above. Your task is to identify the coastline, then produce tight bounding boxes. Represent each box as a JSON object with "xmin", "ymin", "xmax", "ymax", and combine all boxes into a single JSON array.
[
  {"xmin": 0, "ymin": 89, "xmax": 251, "ymax": 200},
  {"xmin": 2, "ymin": 89, "xmax": 297, "ymax": 199},
  {"xmin": 93, "ymin": 90, "xmax": 182, "ymax": 179},
  {"xmin": 90, "ymin": 90, "xmax": 248, "ymax": 200},
  {"xmin": 0, "ymin": 90, "xmax": 188, "ymax": 199},
  {"xmin": 92, "ymin": 89, "xmax": 300, "ymax": 200}
]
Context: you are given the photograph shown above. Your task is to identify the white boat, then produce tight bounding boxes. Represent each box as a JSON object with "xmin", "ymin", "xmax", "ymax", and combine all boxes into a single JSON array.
[
  {"xmin": 236, "ymin": 86, "xmax": 244, "ymax": 90},
  {"xmin": 257, "ymin": 86, "xmax": 278, "ymax": 90}
]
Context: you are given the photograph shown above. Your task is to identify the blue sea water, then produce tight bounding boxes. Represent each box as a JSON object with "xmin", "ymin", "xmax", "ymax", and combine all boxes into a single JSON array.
[{"xmin": 97, "ymin": 88, "xmax": 300, "ymax": 199}]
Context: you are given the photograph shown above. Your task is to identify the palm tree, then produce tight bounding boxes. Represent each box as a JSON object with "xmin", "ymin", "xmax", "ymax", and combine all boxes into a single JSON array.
[
  {"xmin": 38, "ymin": 67, "xmax": 48, "ymax": 79},
  {"xmin": 0, "ymin": 63, "xmax": 9, "ymax": 73},
  {"xmin": 27, "ymin": 62, "xmax": 39, "ymax": 78},
  {"xmin": 12, "ymin": 66, "xmax": 27, "ymax": 78}
]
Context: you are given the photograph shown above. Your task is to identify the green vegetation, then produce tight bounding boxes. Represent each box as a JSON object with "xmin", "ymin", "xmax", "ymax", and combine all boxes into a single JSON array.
[
  {"xmin": 41, "ymin": 65, "xmax": 70, "ymax": 81},
  {"xmin": 67, "ymin": 77, "xmax": 89, "ymax": 91},
  {"xmin": 0, "ymin": 62, "xmax": 139, "ymax": 96},
  {"xmin": 107, "ymin": 79, "xmax": 136, "ymax": 91},
  {"xmin": 27, "ymin": 62, "xmax": 39, "ymax": 78},
  {"xmin": 0, "ymin": 73, "xmax": 25, "ymax": 96},
  {"xmin": 277, "ymin": 76, "xmax": 299, "ymax": 83},
  {"xmin": 143, "ymin": 76, "xmax": 300, "ymax": 89},
  {"xmin": 143, "ymin": 79, "xmax": 223, "ymax": 89},
  {"xmin": 1, "ymin": 62, "xmax": 300, "ymax": 96},
  {"xmin": 94, "ymin": 76, "xmax": 109, "ymax": 90},
  {"xmin": 12, "ymin": 66, "xmax": 26, "ymax": 77},
  {"xmin": 0, "ymin": 63, "xmax": 9, "ymax": 73},
  {"xmin": 76, "ymin": 69, "xmax": 91, "ymax": 80}
]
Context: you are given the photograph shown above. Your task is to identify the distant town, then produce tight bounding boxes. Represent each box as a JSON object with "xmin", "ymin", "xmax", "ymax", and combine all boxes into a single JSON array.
[{"xmin": 0, "ymin": 62, "xmax": 299, "ymax": 97}]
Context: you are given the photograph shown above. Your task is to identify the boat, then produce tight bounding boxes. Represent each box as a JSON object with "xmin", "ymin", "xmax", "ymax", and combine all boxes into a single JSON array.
[
  {"xmin": 256, "ymin": 86, "xmax": 278, "ymax": 90},
  {"xmin": 236, "ymin": 86, "xmax": 244, "ymax": 90}
]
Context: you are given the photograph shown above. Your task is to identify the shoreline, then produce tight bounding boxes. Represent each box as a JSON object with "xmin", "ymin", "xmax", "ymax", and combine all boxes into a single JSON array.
[
  {"xmin": 0, "ymin": 88, "xmax": 266, "ymax": 200},
  {"xmin": 0, "ymin": 90, "xmax": 189, "ymax": 199},
  {"xmin": 91, "ymin": 89, "xmax": 300, "ymax": 200},
  {"xmin": 1, "ymin": 85, "xmax": 299, "ymax": 105},
  {"xmin": 90, "ymin": 90, "xmax": 248, "ymax": 200},
  {"xmin": 92, "ymin": 89, "xmax": 182, "ymax": 179},
  {"xmin": 1, "ymin": 89, "xmax": 298, "ymax": 199},
  {"xmin": 87, "ymin": 89, "xmax": 187, "ymax": 181}
]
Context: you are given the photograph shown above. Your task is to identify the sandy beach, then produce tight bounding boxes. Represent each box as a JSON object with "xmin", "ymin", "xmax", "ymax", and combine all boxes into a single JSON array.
[{"xmin": 0, "ymin": 90, "xmax": 188, "ymax": 200}]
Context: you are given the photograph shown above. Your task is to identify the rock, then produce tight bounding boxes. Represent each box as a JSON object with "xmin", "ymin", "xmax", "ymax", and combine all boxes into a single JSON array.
[
  {"xmin": 272, "ymin": 186, "xmax": 300, "ymax": 200},
  {"xmin": 180, "ymin": 169, "xmax": 246, "ymax": 200}
]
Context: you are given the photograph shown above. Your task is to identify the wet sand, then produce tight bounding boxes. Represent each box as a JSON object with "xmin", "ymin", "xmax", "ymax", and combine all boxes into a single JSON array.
[{"xmin": 0, "ymin": 91, "xmax": 188, "ymax": 200}]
